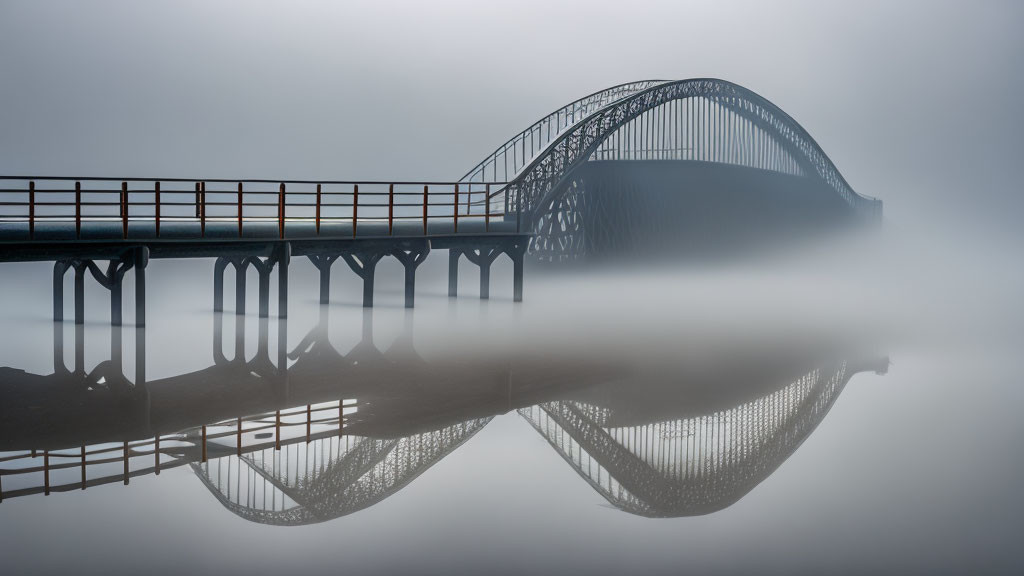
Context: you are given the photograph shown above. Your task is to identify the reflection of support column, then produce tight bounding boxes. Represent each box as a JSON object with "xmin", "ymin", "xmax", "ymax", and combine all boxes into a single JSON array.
[
  {"xmin": 74, "ymin": 324, "xmax": 84, "ymax": 375},
  {"xmin": 341, "ymin": 250, "xmax": 385, "ymax": 308},
  {"xmin": 392, "ymin": 240, "xmax": 430, "ymax": 308}
]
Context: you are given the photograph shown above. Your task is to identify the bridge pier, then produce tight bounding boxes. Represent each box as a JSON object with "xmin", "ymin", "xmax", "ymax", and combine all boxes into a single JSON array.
[
  {"xmin": 215, "ymin": 243, "xmax": 289, "ymax": 319},
  {"xmin": 52, "ymin": 247, "xmax": 149, "ymax": 327},
  {"xmin": 392, "ymin": 241, "xmax": 430, "ymax": 308},
  {"xmin": 307, "ymin": 255, "xmax": 339, "ymax": 305},
  {"xmin": 447, "ymin": 238, "xmax": 527, "ymax": 301},
  {"xmin": 341, "ymin": 250, "xmax": 386, "ymax": 308}
]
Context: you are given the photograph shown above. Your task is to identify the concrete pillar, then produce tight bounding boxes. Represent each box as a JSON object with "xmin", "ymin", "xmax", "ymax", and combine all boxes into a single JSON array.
[
  {"xmin": 53, "ymin": 261, "xmax": 67, "ymax": 323},
  {"xmin": 448, "ymin": 249, "xmax": 460, "ymax": 298},
  {"xmin": 134, "ymin": 247, "xmax": 147, "ymax": 327},
  {"xmin": 74, "ymin": 263, "xmax": 85, "ymax": 326},
  {"xmin": 513, "ymin": 251, "xmax": 524, "ymax": 303},
  {"xmin": 278, "ymin": 243, "xmax": 290, "ymax": 319},
  {"xmin": 479, "ymin": 259, "xmax": 491, "ymax": 300}
]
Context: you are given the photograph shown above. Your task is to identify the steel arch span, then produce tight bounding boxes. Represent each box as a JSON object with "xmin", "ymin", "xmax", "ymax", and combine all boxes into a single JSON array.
[{"xmin": 466, "ymin": 79, "xmax": 882, "ymax": 261}]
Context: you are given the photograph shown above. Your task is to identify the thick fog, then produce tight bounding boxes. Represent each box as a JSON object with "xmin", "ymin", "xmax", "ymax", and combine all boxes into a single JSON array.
[{"xmin": 1, "ymin": 2, "xmax": 1022, "ymax": 575}]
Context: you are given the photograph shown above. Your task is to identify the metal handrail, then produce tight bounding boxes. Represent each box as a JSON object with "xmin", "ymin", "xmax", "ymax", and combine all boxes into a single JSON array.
[{"xmin": 0, "ymin": 178, "xmax": 518, "ymax": 240}]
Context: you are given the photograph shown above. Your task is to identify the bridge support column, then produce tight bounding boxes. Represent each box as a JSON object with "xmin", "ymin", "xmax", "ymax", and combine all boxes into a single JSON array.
[
  {"xmin": 74, "ymin": 262, "xmax": 85, "ymax": 326},
  {"xmin": 464, "ymin": 247, "xmax": 502, "ymax": 300},
  {"xmin": 53, "ymin": 260, "xmax": 69, "ymax": 323},
  {"xmin": 341, "ymin": 250, "xmax": 385, "ymax": 308},
  {"xmin": 134, "ymin": 247, "xmax": 147, "ymax": 327},
  {"xmin": 448, "ymin": 249, "xmax": 460, "ymax": 298},
  {"xmin": 277, "ymin": 242, "xmax": 290, "ymax": 319},
  {"xmin": 510, "ymin": 241, "xmax": 527, "ymax": 303},
  {"xmin": 308, "ymin": 255, "xmax": 339, "ymax": 305},
  {"xmin": 393, "ymin": 241, "xmax": 430, "ymax": 308}
]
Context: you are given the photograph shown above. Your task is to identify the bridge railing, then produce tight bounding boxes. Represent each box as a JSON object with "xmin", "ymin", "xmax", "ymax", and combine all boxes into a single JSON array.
[
  {"xmin": 0, "ymin": 399, "xmax": 356, "ymax": 501},
  {"xmin": 0, "ymin": 176, "xmax": 517, "ymax": 241}
]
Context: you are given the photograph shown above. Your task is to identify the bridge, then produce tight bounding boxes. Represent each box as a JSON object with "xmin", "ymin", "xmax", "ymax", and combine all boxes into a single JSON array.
[{"xmin": 0, "ymin": 79, "xmax": 881, "ymax": 322}]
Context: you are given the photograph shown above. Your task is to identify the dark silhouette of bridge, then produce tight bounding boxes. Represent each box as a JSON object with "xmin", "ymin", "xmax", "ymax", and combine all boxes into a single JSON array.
[{"xmin": 0, "ymin": 79, "xmax": 881, "ymax": 324}]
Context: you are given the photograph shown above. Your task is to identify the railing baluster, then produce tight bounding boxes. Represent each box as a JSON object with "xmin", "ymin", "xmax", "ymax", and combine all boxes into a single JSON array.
[
  {"xmin": 352, "ymin": 184, "xmax": 358, "ymax": 238},
  {"xmin": 28, "ymin": 180, "xmax": 34, "ymax": 240},
  {"xmin": 201, "ymin": 425, "xmax": 207, "ymax": 462},
  {"xmin": 154, "ymin": 434, "xmax": 160, "ymax": 475},
  {"xmin": 453, "ymin": 183, "xmax": 459, "ymax": 233},
  {"xmin": 422, "ymin": 185, "xmax": 428, "ymax": 235},
  {"xmin": 278, "ymin": 183, "xmax": 285, "ymax": 239},
  {"xmin": 485, "ymin": 183, "xmax": 490, "ymax": 232},
  {"xmin": 121, "ymin": 181, "xmax": 128, "ymax": 239},
  {"xmin": 194, "ymin": 182, "xmax": 200, "ymax": 220},
  {"xmin": 200, "ymin": 181, "xmax": 206, "ymax": 237},
  {"xmin": 388, "ymin": 183, "xmax": 394, "ymax": 236},
  {"xmin": 155, "ymin": 181, "xmax": 161, "ymax": 238},
  {"xmin": 237, "ymin": 182, "xmax": 243, "ymax": 237},
  {"xmin": 75, "ymin": 181, "xmax": 81, "ymax": 238},
  {"xmin": 315, "ymin": 183, "xmax": 322, "ymax": 235}
]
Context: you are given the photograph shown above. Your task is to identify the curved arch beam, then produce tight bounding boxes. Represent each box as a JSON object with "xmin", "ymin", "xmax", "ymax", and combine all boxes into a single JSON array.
[{"xmin": 502, "ymin": 79, "xmax": 879, "ymax": 224}]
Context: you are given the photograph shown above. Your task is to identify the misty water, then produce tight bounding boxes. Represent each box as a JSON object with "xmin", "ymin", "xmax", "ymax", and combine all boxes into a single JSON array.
[{"xmin": 0, "ymin": 220, "xmax": 1021, "ymax": 576}]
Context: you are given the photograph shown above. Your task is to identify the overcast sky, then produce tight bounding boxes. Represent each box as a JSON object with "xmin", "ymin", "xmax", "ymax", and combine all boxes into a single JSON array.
[{"xmin": 1, "ymin": 0, "xmax": 1022, "ymax": 228}]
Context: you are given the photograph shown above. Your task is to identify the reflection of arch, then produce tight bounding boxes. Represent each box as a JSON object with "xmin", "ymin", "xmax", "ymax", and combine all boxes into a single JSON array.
[
  {"xmin": 191, "ymin": 417, "xmax": 491, "ymax": 525},
  {"xmin": 519, "ymin": 358, "xmax": 887, "ymax": 517},
  {"xmin": 471, "ymin": 79, "xmax": 880, "ymax": 260}
]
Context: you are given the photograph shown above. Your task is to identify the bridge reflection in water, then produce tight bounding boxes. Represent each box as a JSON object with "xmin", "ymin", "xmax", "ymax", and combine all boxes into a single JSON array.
[{"xmin": 0, "ymin": 276, "xmax": 886, "ymax": 521}]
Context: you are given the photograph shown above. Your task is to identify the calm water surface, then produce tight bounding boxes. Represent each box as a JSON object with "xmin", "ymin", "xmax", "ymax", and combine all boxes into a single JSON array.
[{"xmin": 0, "ymin": 236, "xmax": 1021, "ymax": 575}]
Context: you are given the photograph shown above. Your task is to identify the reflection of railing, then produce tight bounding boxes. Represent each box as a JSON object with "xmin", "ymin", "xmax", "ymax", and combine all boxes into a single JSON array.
[
  {"xmin": 0, "ymin": 176, "xmax": 514, "ymax": 240},
  {"xmin": 0, "ymin": 400, "xmax": 355, "ymax": 502}
]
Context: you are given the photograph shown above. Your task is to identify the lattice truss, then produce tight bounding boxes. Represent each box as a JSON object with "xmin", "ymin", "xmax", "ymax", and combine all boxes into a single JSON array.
[
  {"xmin": 518, "ymin": 361, "xmax": 854, "ymax": 517},
  {"xmin": 192, "ymin": 417, "xmax": 491, "ymax": 525},
  {"xmin": 462, "ymin": 79, "xmax": 881, "ymax": 261}
]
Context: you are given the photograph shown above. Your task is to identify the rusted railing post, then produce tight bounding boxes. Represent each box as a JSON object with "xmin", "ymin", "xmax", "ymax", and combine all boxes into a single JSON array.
[
  {"xmin": 236, "ymin": 182, "xmax": 243, "ymax": 237},
  {"xmin": 121, "ymin": 181, "xmax": 128, "ymax": 239},
  {"xmin": 422, "ymin": 185, "xmax": 428, "ymax": 235},
  {"xmin": 388, "ymin": 183, "xmax": 394, "ymax": 236},
  {"xmin": 236, "ymin": 416, "xmax": 242, "ymax": 456},
  {"xmin": 338, "ymin": 401, "xmax": 344, "ymax": 437},
  {"xmin": 453, "ymin": 183, "xmax": 459, "ymax": 233},
  {"xmin": 199, "ymin": 181, "xmax": 206, "ymax": 237},
  {"xmin": 75, "ymin": 181, "xmax": 82, "ymax": 238},
  {"xmin": 201, "ymin": 425, "xmax": 207, "ymax": 462},
  {"xmin": 28, "ymin": 181, "xmax": 35, "ymax": 239},
  {"xmin": 306, "ymin": 404, "xmax": 312, "ymax": 441},
  {"xmin": 154, "ymin": 434, "xmax": 160, "ymax": 475},
  {"xmin": 352, "ymin": 184, "xmax": 359, "ymax": 238},
  {"xmin": 278, "ymin": 183, "xmax": 285, "ymax": 239},
  {"xmin": 154, "ymin": 181, "xmax": 161, "ymax": 237},
  {"xmin": 80, "ymin": 445, "xmax": 86, "ymax": 489},
  {"xmin": 43, "ymin": 450, "xmax": 50, "ymax": 495},
  {"xmin": 315, "ymin": 183, "xmax": 322, "ymax": 235}
]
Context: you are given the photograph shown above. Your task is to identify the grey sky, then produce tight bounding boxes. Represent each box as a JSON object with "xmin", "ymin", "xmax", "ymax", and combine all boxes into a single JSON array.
[{"xmin": 1, "ymin": 0, "xmax": 1022, "ymax": 227}]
